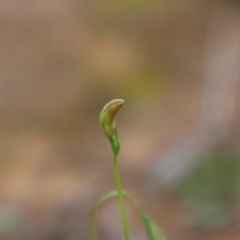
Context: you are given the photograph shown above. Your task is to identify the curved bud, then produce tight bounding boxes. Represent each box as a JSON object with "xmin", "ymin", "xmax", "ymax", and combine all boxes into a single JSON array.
[
  {"xmin": 99, "ymin": 99, "xmax": 124, "ymax": 136},
  {"xmin": 99, "ymin": 99, "xmax": 124, "ymax": 155}
]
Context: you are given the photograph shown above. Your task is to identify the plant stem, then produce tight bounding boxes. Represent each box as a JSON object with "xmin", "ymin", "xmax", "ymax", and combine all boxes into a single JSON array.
[
  {"xmin": 113, "ymin": 154, "xmax": 131, "ymax": 240},
  {"xmin": 90, "ymin": 191, "xmax": 138, "ymax": 240},
  {"xmin": 90, "ymin": 191, "xmax": 118, "ymax": 240},
  {"xmin": 90, "ymin": 208, "xmax": 97, "ymax": 240}
]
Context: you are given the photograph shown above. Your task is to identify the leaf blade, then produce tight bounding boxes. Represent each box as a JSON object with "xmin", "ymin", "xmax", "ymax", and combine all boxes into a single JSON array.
[{"xmin": 142, "ymin": 214, "xmax": 168, "ymax": 240}]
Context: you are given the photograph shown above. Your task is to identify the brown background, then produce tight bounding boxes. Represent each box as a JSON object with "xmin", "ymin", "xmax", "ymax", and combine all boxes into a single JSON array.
[{"xmin": 0, "ymin": 1, "xmax": 240, "ymax": 240}]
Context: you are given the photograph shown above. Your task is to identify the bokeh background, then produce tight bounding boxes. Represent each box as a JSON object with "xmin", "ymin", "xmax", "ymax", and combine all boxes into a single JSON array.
[{"xmin": 1, "ymin": 1, "xmax": 240, "ymax": 240}]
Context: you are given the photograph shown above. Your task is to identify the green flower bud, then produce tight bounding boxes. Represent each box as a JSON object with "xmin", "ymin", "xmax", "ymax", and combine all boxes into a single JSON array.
[
  {"xmin": 99, "ymin": 99, "xmax": 124, "ymax": 155},
  {"xmin": 99, "ymin": 99, "xmax": 124, "ymax": 136}
]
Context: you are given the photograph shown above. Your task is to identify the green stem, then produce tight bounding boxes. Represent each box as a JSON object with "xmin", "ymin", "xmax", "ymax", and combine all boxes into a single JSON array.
[
  {"xmin": 90, "ymin": 191, "xmax": 140, "ymax": 240},
  {"xmin": 113, "ymin": 154, "xmax": 131, "ymax": 240},
  {"xmin": 123, "ymin": 192, "xmax": 144, "ymax": 219},
  {"xmin": 90, "ymin": 191, "xmax": 118, "ymax": 240}
]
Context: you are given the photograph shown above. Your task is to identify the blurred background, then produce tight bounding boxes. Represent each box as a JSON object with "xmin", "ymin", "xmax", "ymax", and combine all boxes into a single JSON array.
[{"xmin": 0, "ymin": 0, "xmax": 240, "ymax": 240}]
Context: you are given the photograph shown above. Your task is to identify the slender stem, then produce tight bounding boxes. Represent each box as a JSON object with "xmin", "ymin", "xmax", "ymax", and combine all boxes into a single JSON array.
[
  {"xmin": 123, "ymin": 192, "xmax": 144, "ymax": 219},
  {"xmin": 90, "ymin": 203, "xmax": 98, "ymax": 240},
  {"xmin": 113, "ymin": 154, "xmax": 131, "ymax": 240},
  {"xmin": 90, "ymin": 190, "xmax": 140, "ymax": 240},
  {"xmin": 90, "ymin": 191, "xmax": 118, "ymax": 240}
]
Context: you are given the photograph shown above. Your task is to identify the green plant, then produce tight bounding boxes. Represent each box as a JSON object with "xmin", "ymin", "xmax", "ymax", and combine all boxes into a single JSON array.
[
  {"xmin": 90, "ymin": 99, "xmax": 168, "ymax": 240},
  {"xmin": 176, "ymin": 149, "xmax": 240, "ymax": 229}
]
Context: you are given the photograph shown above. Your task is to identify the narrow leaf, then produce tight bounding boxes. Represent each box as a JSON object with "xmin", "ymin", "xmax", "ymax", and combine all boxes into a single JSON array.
[{"xmin": 142, "ymin": 214, "xmax": 168, "ymax": 240}]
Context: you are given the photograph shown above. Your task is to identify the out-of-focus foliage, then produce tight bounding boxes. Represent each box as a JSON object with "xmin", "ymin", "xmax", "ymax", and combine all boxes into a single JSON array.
[
  {"xmin": 176, "ymin": 148, "xmax": 240, "ymax": 229},
  {"xmin": 0, "ymin": 208, "xmax": 20, "ymax": 237}
]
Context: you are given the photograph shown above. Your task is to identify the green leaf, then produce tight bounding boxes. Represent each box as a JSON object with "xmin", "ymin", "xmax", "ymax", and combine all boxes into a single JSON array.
[{"xmin": 142, "ymin": 214, "xmax": 168, "ymax": 240}]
